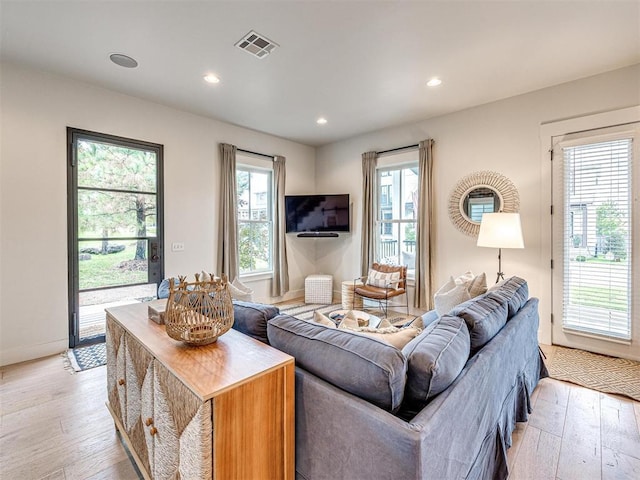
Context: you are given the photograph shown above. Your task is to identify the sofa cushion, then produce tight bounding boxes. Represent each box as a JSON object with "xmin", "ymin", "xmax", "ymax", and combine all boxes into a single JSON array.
[
  {"xmin": 402, "ymin": 315, "xmax": 470, "ymax": 407},
  {"xmin": 487, "ymin": 276, "xmax": 529, "ymax": 319},
  {"xmin": 267, "ymin": 314, "xmax": 407, "ymax": 412},
  {"xmin": 449, "ymin": 294, "xmax": 508, "ymax": 352},
  {"xmin": 232, "ymin": 301, "xmax": 280, "ymax": 343}
]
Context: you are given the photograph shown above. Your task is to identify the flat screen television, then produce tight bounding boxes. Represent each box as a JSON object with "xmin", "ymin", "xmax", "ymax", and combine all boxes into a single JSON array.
[{"xmin": 285, "ymin": 194, "xmax": 350, "ymax": 235}]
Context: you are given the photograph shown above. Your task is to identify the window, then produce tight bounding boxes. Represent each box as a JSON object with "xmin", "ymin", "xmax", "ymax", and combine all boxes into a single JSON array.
[
  {"xmin": 236, "ymin": 165, "xmax": 273, "ymax": 275},
  {"xmin": 376, "ymin": 163, "xmax": 418, "ymax": 275},
  {"xmin": 560, "ymin": 136, "xmax": 633, "ymax": 340}
]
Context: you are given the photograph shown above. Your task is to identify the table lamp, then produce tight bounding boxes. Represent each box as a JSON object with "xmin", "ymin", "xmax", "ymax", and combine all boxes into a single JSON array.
[{"xmin": 477, "ymin": 212, "xmax": 524, "ymax": 283}]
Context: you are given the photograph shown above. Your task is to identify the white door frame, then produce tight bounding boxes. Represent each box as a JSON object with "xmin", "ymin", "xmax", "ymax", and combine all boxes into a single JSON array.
[{"xmin": 539, "ymin": 106, "xmax": 640, "ymax": 360}]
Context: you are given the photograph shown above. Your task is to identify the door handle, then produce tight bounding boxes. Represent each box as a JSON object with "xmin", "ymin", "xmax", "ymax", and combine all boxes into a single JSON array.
[{"xmin": 150, "ymin": 242, "xmax": 159, "ymax": 262}]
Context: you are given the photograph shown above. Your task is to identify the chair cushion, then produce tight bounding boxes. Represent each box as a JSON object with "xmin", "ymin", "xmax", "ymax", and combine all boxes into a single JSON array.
[
  {"xmin": 231, "ymin": 301, "xmax": 280, "ymax": 343},
  {"xmin": 402, "ymin": 315, "xmax": 470, "ymax": 407},
  {"xmin": 354, "ymin": 284, "xmax": 406, "ymax": 300},
  {"xmin": 267, "ymin": 314, "xmax": 407, "ymax": 412},
  {"xmin": 449, "ymin": 294, "xmax": 508, "ymax": 352}
]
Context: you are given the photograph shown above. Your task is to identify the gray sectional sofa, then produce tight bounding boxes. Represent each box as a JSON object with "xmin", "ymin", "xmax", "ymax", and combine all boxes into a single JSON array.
[{"xmin": 267, "ymin": 276, "xmax": 548, "ymax": 480}]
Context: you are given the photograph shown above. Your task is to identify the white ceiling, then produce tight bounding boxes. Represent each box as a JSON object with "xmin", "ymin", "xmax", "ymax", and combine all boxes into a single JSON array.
[{"xmin": 1, "ymin": 1, "xmax": 639, "ymax": 147}]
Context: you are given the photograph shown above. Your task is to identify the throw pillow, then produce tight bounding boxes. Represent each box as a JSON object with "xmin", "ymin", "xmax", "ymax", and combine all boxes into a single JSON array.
[
  {"xmin": 434, "ymin": 277, "xmax": 471, "ymax": 316},
  {"xmin": 337, "ymin": 310, "xmax": 360, "ymax": 329},
  {"xmin": 229, "ymin": 277, "xmax": 253, "ymax": 302},
  {"xmin": 338, "ymin": 311, "xmax": 420, "ymax": 349},
  {"xmin": 467, "ymin": 272, "xmax": 487, "ymax": 298},
  {"xmin": 312, "ymin": 310, "xmax": 337, "ymax": 328},
  {"xmin": 355, "ymin": 326, "xmax": 421, "ymax": 349},
  {"xmin": 454, "ymin": 270, "xmax": 475, "ymax": 286},
  {"xmin": 367, "ymin": 269, "xmax": 401, "ymax": 289}
]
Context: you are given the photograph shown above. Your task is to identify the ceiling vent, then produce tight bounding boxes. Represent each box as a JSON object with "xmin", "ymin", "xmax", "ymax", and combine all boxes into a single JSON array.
[{"xmin": 235, "ymin": 30, "xmax": 278, "ymax": 59}]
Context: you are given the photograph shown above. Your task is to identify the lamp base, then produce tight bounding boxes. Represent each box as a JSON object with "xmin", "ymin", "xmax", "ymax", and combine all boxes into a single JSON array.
[{"xmin": 495, "ymin": 271, "xmax": 505, "ymax": 284}]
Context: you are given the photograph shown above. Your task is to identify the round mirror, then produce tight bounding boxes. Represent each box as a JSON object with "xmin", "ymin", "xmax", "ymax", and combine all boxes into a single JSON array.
[
  {"xmin": 459, "ymin": 186, "xmax": 503, "ymax": 224},
  {"xmin": 448, "ymin": 171, "xmax": 519, "ymax": 237}
]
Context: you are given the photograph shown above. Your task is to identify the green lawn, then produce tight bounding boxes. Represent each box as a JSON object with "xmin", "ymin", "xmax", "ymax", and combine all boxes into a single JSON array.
[
  {"xmin": 79, "ymin": 242, "xmax": 147, "ymax": 290},
  {"xmin": 569, "ymin": 285, "xmax": 628, "ymax": 312}
]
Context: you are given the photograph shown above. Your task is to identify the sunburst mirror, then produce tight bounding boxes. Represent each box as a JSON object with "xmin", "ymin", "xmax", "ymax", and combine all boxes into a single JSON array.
[{"xmin": 448, "ymin": 171, "xmax": 520, "ymax": 237}]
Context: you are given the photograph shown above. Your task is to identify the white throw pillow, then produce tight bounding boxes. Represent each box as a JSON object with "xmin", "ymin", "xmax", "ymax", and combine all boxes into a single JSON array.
[
  {"xmin": 337, "ymin": 310, "xmax": 360, "ymax": 330},
  {"xmin": 467, "ymin": 272, "xmax": 487, "ymax": 298},
  {"xmin": 454, "ymin": 271, "xmax": 475, "ymax": 286},
  {"xmin": 229, "ymin": 277, "xmax": 253, "ymax": 302},
  {"xmin": 337, "ymin": 310, "xmax": 421, "ymax": 349},
  {"xmin": 434, "ymin": 276, "xmax": 471, "ymax": 316},
  {"xmin": 367, "ymin": 269, "xmax": 401, "ymax": 289},
  {"xmin": 311, "ymin": 311, "xmax": 337, "ymax": 328}
]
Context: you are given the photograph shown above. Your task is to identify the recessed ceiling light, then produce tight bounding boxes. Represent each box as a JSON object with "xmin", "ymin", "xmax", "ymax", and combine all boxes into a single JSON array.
[
  {"xmin": 427, "ymin": 77, "xmax": 442, "ymax": 87},
  {"xmin": 316, "ymin": 117, "xmax": 327, "ymax": 125},
  {"xmin": 203, "ymin": 74, "xmax": 220, "ymax": 84},
  {"xmin": 110, "ymin": 53, "xmax": 138, "ymax": 68}
]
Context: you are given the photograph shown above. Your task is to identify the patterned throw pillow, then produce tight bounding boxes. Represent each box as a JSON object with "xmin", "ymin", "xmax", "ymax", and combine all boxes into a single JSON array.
[{"xmin": 367, "ymin": 269, "xmax": 401, "ymax": 289}]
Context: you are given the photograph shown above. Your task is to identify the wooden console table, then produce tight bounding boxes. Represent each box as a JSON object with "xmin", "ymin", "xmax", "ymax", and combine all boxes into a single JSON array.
[{"xmin": 105, "ymin": 302, "xmax": 295, "ymax": 480}]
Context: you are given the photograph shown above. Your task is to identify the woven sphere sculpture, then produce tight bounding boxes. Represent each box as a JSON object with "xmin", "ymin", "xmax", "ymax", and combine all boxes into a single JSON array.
[{"xmin": 165, "ymin": 274, "xmax": 234, "ymax": 346}]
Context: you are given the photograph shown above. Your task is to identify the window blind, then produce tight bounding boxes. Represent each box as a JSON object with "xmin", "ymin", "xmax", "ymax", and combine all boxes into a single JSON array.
[{"xmin": 562, "ymin": 138, "xmax": 632, "ymax": 339}]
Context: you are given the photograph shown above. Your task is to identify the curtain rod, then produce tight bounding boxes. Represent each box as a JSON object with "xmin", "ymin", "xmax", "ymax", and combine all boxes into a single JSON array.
[
  {"xmin": 376, "ymin": 143, "xmax": 419, "ymax": 155},
  {"xmin": 237, "ymin": 148, "xmax": 274, "ymax": 160}
]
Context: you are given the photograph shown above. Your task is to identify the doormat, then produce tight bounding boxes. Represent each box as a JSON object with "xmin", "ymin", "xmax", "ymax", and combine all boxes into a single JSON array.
[
  {"xmin": 547, "ymin": 346, "xmax": 640, "ymax": 402},
  {"xmin": 66, "ymin": 342, "xmax": 107, "ymax": 372}
]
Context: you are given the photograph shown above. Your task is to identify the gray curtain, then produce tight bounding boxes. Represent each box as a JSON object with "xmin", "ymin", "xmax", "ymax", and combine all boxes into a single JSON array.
[
  {"xmin": 217, "ymin": 143, "xmax": 239, "ymax": 280},
  {"xmin": 360, "ymin": 151, "xmax": 378, "ymax": 277},
  {"xmin": 272, "ymin": 155, "xmax": 289, "ymax": 297},
  {"xmin": 414, "ymin": 139, "xmax": 434, "ymax": 309}
]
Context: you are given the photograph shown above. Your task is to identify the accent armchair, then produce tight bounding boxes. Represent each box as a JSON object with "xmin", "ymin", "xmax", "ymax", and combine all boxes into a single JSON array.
[{"xmin": 354, "ymin": 263, "xmax": 408, "ymax": 317}]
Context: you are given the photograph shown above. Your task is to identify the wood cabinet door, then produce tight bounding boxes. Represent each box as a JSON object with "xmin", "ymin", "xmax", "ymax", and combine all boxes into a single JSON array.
[
  {"xmin": 106, "ymin": 317, "xmax": 126, "ymax": 427},
  {"xmin": 124, "ymin": 334, "xmax": 154, "ymax": 476},
  {"xmin": 151, "ymin": 359, "xmax": 212, "ymax": 480}
]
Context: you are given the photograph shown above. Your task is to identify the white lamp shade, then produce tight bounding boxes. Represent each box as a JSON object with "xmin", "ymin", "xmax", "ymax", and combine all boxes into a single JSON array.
[{"xmin": 477, "ymin": 213, "xmax": 524, "ymax": 249}]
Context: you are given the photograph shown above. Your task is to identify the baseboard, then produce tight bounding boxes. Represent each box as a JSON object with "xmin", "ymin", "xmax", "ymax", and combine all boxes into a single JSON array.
[{"xmin": 0, "ymin": 338, "xmax": 68, "ymax": 367}]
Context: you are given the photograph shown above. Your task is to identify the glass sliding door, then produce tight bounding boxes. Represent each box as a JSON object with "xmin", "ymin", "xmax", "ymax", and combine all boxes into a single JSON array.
[{"xmin": 67, "ymin": 128, "xmax": 164, "ymax": 347}]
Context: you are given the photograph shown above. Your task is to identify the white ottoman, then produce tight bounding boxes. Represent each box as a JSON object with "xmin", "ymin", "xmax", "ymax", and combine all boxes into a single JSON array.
[{"xmin": 305, "ymin": 274, "xmax": 333, "ymax": 304}]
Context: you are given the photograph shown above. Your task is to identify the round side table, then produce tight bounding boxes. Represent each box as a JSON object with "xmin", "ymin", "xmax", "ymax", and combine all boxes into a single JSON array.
[{"xmin": 341, "ymin": 280, "xmax": 363, "ymax": 310}]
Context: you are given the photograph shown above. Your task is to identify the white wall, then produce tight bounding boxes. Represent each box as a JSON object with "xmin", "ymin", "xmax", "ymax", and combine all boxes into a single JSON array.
[
  {"xmin": 315, "ymin": 64, "xmax": 640, "ymax": 343},
  {"xmin": 0, "ymin": 62, "xmax": 316, "ymax": 366}
]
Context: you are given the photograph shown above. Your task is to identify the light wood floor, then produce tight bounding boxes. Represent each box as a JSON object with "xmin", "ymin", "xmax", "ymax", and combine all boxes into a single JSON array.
[{"xmin": 1, "ymin": 345, "xmax": 638, "ymax": 479}]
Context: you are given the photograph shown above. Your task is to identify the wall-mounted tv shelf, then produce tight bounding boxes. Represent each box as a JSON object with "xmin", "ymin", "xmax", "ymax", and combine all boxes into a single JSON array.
[{"xmin": 297, "ymin": 232, "xmax": 339, "ymax": 238}]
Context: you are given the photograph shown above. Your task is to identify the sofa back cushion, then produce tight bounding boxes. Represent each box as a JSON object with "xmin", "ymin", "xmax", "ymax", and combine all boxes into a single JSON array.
[
  {"xmin": 267, "ymin": 314, "xmax": 407, "ymax": 412},
  {"xmin": 401, "ymin": 315, "xmax": 470, "ymax": 410},
  {"xmin": 449, "ymin": 294, "xmax": 508, "ymax": 353},
  {"xmin": 487, "ymin": 276, "xmax": 529, "ymax": 319}
]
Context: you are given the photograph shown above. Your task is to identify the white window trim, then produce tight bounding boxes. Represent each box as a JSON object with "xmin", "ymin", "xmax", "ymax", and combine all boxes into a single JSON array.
[{"xmin": 375, "ymin": 160, "xmax": 419, "ymax": 279}]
